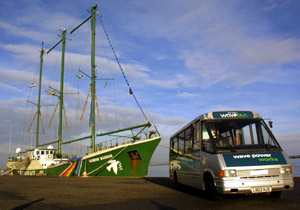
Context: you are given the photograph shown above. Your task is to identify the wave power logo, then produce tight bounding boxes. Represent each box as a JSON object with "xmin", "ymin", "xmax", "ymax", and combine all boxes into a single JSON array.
[
  {"xmin": 213, "ymin": 111, "xmax": 253, "ymax": 119},
  {"xmin": 106, "ymin": 160, "xmax": 123, "ymax": 175},
  {"xmin": 219, "ymin": 112, "xmax": 248, "ymax": 118}
]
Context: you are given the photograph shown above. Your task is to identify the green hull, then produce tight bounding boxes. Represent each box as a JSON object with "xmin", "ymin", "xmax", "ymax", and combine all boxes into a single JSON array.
[{"xmin": 78, "ymin": 137, "xmax": 161, "ymax": 177}]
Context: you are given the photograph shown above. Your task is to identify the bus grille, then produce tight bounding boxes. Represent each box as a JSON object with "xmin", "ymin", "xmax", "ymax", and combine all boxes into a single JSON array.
[
  {"xmin": 239, "ymin": 175, "xmax": 280, "ymax": 179},
  {"xmin": 237, "ymin": 168, "xmax": 280, "ymax": 179}
]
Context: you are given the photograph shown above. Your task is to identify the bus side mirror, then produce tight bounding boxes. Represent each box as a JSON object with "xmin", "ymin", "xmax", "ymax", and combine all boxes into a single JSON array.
[{"xmin": 268, "ymin": 121, "xmax": 273, "ymax": 128}]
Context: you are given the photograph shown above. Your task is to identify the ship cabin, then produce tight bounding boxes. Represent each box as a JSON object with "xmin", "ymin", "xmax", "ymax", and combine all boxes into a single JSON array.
[{"xmin": 24, "ymin": 145, "xmax": 71, "ymax": 168}]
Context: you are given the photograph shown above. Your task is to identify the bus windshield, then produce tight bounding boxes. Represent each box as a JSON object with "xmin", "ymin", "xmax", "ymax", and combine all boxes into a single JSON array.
[{"xmin": 204, "ymin": 119, "xmax": 281, "ymax": 153}]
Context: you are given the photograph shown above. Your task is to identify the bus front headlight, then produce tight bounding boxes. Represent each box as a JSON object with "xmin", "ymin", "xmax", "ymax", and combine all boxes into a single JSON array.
[
  {"xmin": 280, "ymin": 166, "xmax": 293, "ymax": 174},
  {"xmin": 219, "ymin": 169, "xmax": 237, "ymax": 177}
]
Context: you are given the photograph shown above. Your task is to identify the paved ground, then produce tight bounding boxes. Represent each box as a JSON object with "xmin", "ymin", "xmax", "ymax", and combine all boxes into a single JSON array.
[{"xmin": 0, "ymin": 176, "xmax": 299, "ymax": 210}]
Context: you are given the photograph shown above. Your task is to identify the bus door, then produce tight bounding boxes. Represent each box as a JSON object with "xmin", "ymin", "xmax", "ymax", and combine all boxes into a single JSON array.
[{"xmin": 199, "ymin": 121, "xmax": 220, "ymax": 190}]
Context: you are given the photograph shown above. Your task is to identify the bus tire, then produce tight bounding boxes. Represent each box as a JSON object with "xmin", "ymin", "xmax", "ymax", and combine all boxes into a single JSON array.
[
  {"xmin": 204, "ymin": 175, "xmax": 222, "ymax": 201},
  {"xmin": 270, "ymin": 191, "xmax": 282, "ymax": 198}
]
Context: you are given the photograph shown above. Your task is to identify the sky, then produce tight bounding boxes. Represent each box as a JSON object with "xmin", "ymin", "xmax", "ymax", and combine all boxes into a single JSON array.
[{"xmin": 0, "ymin": 0, "xmax": 300, "ymax": 169}]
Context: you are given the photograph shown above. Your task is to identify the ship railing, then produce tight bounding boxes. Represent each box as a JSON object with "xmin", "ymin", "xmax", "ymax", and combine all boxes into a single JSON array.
[
  {"xmin": 90, "ymin": 130, "xmax": 159, "ymax": 153},
  {"xmin": 42, "ymin": 122, "xmax": 159, "ymax": 154},
  {"xmin": 7, "ymin": 156, "xmax": 26, "ymax": 162},
  {"xmin": 53, "ymin": 153, "xmax": 76, "ymax": 160},
  {"xmin": 92, "ymin": 122, "xmax": 158, "ymax": 152}
]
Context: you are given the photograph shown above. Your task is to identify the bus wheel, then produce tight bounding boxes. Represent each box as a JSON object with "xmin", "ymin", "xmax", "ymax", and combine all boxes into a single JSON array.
[
  {"xmin": 205, "ymin": 175, "xmax": 222, "ymax": 201},
  {"xmin": 270, "ymin": 191, "xmax": 282, "ymax": 198}
]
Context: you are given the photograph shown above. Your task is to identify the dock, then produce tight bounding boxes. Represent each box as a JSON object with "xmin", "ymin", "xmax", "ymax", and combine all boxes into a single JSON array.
[{"xmin": 0, "ymin": 176, "xmax": 299, "ymax": 210}]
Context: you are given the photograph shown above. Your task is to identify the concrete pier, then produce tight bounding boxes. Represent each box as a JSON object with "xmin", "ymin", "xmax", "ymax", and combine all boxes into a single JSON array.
[{"xmin": 0, "ymin": 176, "xmax": 299, "ymax": 209}]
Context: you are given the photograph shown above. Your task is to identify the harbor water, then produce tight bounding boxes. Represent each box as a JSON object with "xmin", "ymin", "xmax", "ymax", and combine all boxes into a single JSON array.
[{"xmin": 290, "ymin": 159, "xmax": 300, "ymax": 177}]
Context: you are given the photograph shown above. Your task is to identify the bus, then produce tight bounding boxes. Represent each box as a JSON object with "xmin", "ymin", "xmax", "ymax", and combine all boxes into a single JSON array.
[{"xmin": 169, "ymin": 111, "xmax": 294, "ymax": 200}]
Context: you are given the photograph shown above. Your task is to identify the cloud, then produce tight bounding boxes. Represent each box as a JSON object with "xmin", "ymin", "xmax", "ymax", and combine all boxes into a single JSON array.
[
  {"xmin": 0, "ymin": 66, "xmax": 36, "ymax": 86},
  {"xmin": 180, "ymin": 37, "xmax": 300, "ymax": 88},
  {"xmin": 0, "ymin": 20, "xmax": 53, "ymax": 43},
  {"xmin": 176, "ymin": 92, "xmax": 201, "ymax": 98},
  {"xmin": 0, "ymin": 65, "xmax": 78, "ymax": 97},
  {"xmin": 0, "ymin": 42, "xmax": 152, "ymax": 83},
  {"xmin": 183, "ymin": 50, "xmax": 227, "ymax": 84},
  {"xmin": 120, "ymin": 62, "xmax": 151, "ymax": 79},
  {"xmin": 0, "ymin": 1, "xmax": 85, "ymax": 44},
  {"xmin": 154, "ymin": 55, "xmax": 171, "ymax": 61},
  {"xmin": 0, "ymin": 82, "xmax": 24, "ymax": 93},
  {"xmin": 0, "ymin": 43, "xmax": 41, "ymax": 66},
  {"xmin": 232, "ymin": 37, "xmax": 300, "ymax": 68},
  {"xmin": 116, "ymin": 0, "xmax": 300, "ymax": 88},
  {"xmin": 146, "ymin": 79, "xmax": 178, "ymax": 89},
  {"xmin": 147, "ymin": 74, "xmax": 198, "ymax": 89}
]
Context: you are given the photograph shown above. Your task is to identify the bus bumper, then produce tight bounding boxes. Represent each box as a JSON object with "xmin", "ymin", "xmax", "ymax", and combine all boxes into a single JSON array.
[{"xmin": 215, "ymin": 177, "xmax": 294, "ymax": 194}]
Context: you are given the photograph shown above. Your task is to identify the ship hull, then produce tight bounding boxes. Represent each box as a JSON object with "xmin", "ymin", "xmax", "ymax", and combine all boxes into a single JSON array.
[
  {"xmin": 77, "ymin": 137, "xmax": 161, "ymax": 177},
  {"xmin": 10, "ymin": 161, "xmax": 77, "ymax": 177}
]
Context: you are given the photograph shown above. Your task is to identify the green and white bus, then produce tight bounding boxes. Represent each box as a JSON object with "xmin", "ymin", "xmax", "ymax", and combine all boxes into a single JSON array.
[{"xmin": 169, "ymin": 111, "xmax": 294, "ymax": 199}]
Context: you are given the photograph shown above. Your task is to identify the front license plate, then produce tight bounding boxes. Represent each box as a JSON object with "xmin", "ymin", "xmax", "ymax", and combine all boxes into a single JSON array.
[
  {"xmin": 250, "ymin": 170, "xmax": 268, "ymax": 176},
  {"xmin": 251, "ymin": 187, "xmax": 272, "ymax": 193}
]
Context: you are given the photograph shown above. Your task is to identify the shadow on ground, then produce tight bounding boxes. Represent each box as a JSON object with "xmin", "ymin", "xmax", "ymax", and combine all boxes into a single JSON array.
[{"xmin": 11, "ymin": 198, "xmax": 45, "ymax": 210}]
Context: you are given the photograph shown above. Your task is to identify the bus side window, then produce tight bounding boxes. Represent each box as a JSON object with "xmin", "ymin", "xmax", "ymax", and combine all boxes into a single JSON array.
[
  {"xmin": 170, "ymin": 138, "xmax": 174, "ymax": 151},
  {"xmin": 172, "ymin": 137, "xmax": 179, "ymax": 152},
  {"xmin": 201, "ymin": 123, "xmax": 214, "ymax": 153},
  {"xmin": 193, "ymin": 121, "xmax": 201, "ymax": 151},
  {"xmin": 185, "ymin": 127, "xmax": 193, "ymax": 154},
  {"xmin": 178, "ymin": 132, "xmax": 185, "ymax": 153}
]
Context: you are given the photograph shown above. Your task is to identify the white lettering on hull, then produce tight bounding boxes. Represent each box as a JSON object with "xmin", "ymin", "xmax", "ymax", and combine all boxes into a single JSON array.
[{"xmin": 88, "ymin": 154, "xmax": 113, "ymax": 163}]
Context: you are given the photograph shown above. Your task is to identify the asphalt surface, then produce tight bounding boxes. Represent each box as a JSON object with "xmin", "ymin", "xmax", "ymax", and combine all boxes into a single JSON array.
[{"xmin": 0, "ymin": 176, "xmax": 299, "ymax": 210}]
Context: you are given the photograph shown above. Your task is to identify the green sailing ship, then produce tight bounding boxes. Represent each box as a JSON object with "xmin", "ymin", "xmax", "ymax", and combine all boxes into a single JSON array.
[
  {"xmin": 70, "ymin": 5, "xmax": 161, "ymax": 177},
  {"xmin": 7, "ymin": 5, "xmax": 161, "ymax": 177}
]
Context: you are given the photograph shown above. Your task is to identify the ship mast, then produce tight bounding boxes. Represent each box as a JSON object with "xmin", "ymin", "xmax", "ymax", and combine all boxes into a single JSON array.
[
  {"xmin": 90, "ymin": 5, "xmax": 97, "ymax": 153},
  {"xmin": 70, "ymin": 5, "xmax": 97, "ymax": 153},
  {"xmin": 35, "ymin": 43, "xmax": 45, "ymax": 148},
  {"xmin": 47, "ymin": 28, "xmax": 67, "ymax": 156},
  {"xmin": 58, "ymin": 29, "xmax": 66, "ymax": 155}
]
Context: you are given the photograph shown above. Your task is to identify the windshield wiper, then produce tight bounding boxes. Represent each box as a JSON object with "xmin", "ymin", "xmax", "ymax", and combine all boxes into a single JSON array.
[{"xmin": 217, "ymin": 136, "xmax": 236, "ymax": 152}]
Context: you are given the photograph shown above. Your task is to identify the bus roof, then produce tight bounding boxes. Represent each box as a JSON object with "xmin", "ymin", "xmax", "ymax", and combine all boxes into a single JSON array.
[
  {"xmin": 170, "ymin": 111, "xmax": 262, "ymax": 139},
  {"xmin": 198, "ymin": 111, "xmax": 262, "ymax": 121}
]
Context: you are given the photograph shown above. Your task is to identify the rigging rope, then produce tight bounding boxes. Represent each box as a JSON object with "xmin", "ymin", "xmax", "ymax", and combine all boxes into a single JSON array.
[{"xmin": 98, "ymin": 15, "xmax": 148, "ymax": 122}]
